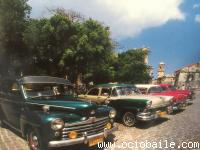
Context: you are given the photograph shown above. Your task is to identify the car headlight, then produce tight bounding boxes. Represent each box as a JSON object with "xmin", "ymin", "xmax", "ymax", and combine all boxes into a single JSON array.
[
  {"xmin": 51, "ymin": 118, "xmax": 64, "ymax": 130},
  {"xmin": 109, "ymin": 109, "xmax": 116, "ymax": 119},
  {"xmin": 105, "ymin": 100, "xmax": 110, "ymax": 104},
  {"xmin": 146, "ymin": 100, "xmax": 152, "ymax": 109}
]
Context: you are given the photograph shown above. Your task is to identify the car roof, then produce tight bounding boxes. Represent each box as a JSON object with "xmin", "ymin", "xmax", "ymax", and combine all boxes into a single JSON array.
[
  {"xmin": 159, "ymin": 84, "xmax": 172, "ymax": 87},
  {"xmin": 18, "ymin": 76, "xmax": 71, "ymax": 85},
  {"xmin": 95, "ymin": 83, "xmax": 135, "ymax": 88},
  {"xmin": 135, "ymin": 84, "xmax": 159, "ymax": 89}
]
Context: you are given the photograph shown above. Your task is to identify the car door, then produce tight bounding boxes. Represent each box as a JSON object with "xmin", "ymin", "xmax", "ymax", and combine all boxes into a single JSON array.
[
  {"xmin": 84, "ymin": 88, "xmax": 100, "ymax": 103},
  {"xmin": 98, "ymin": 88, "xmax": 112, "ymax": 103},
  {"xmin": 0, "ymin": 80, "xmax": 24, "ymax": 129}
]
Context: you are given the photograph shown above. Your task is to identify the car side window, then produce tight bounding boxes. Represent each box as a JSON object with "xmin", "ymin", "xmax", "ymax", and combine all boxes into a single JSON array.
[
  {"xmin": 138, "ymin": 88, "xmax": 147, "ymax": 94},
  {"xmin": 161, "ymin": 86, "xmax": 168, "ymax": 91},
  {"xmin": 100, "ymin": 88, "xmax": 111, "ymax": 96},
  {"xmin": 0, "ymin": 80, "xmax": 21, "ymax": 97},
  {"xmin": 148, "ymin": 87, "xmax": 155, "ymax": 93},
  {"xmin": 8, "ymin": 82, "xmax": 22, "ymax": 97},
  {"xmin": 9, "ymin": 81, "xmax": 21, "ymax": 96},
  {"xmin": 111, "ymin": 88, "xmax": 118, "ymax": 97},
  {"xmin": 148, "ymin": 87, "xmax": 161, "ymax": 93},
  {"xmin": 87, "ymin": 88, "xmax": 99, "ymax": 96}
]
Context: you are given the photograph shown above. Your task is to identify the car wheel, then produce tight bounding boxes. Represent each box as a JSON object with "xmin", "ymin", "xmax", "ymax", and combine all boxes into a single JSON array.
[
  {"xmin": 122, "ymin": 112, "xmax": 136, "ymax": 127},
  {"xmin": 26, "ymin": 128, "xmax": 47, "ymax": 150}
]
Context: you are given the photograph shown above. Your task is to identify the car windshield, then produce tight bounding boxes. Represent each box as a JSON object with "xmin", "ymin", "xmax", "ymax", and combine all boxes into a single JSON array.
[
  {"xmin": 149, "ymin": 86, "xmax": 163, "ymax": 93},
  {"xmin": 116, "ymin": 86, "xmax": 140, "ymax": 96},
  {"xmin": 168, "ymin": 85, "xmax": 177, "ymax": 90},
  {"xmin": 22, "ymin": 83, "xmax": 75, "ymax": 100},
  {"xmin": 161, "ymin": 86, "xmax": 168, "ymax": 91}
]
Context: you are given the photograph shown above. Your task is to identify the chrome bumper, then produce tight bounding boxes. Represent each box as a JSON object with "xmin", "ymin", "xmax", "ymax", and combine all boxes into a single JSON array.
[
  {"xmin": 136, "ymin": 112, "xmax": 156, "ymax": 121},
  {"xmin": 186, "ymin": 99, "xmax": 193, "ymax": 104},
  {"xmin": 48, "ymin": 126, "xmax": 118, "ymax": 148},
  {"xmin": 167, "ymin": 106, "xmax": 173, "ymax": 114},
  {"xmin": 172, "ymin": 102, "xmax": 186, "ymax": 110}
]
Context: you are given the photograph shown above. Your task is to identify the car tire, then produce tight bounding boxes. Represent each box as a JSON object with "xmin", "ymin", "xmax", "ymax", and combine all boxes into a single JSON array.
[
  {"xmin": 122, "ymin": 112, "xmax": 136, "ymax": 127},
  {"xmin": 26, "ymin": 128, "xmax": 48, "ymax": 150}
]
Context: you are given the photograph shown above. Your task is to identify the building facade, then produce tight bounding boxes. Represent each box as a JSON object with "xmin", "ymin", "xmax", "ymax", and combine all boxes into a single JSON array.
[{"xmin": 175, "ymin": 63, "xmax": 200, "ymax": 90}]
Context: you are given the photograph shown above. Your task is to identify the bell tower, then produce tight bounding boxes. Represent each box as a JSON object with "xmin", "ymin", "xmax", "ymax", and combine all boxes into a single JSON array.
[
  {"xmin": 142, "ymin": 47, "xmax": 149, "ymax": 65},
  {"xmin": 158, "ymin": 62, "xmax": 165, "ymax": 79}
]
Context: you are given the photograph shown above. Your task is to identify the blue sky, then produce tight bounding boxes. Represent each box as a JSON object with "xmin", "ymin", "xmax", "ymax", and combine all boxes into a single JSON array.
[
  {"xmin": 28, "ymin": 0, "xmax": 200, "ymax": 77},
  {"xmin": 119, "ymin": 0, "xmax": 200, "ymax": 76}
]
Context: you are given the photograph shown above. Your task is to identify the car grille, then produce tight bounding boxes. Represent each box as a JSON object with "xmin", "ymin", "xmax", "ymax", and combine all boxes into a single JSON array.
[{"xmin": 61, "ymin": 117, "xmax": 109, "ymax": 140}]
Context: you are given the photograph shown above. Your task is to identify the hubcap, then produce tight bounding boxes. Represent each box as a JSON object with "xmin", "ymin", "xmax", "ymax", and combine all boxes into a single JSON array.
[
  {"xmin": 123, "ymin": 112, "xmax": 136, "ymax": 126},
  {"xmin": 28, "ymin": 132, "xmax": 39, "ymax": 150}
]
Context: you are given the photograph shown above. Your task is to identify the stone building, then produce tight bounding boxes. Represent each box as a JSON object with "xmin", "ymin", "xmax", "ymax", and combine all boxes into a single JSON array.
[
  {"xmin": 154, "ymin": 62, "xmax": 175, "ymax": 84},
  {"xmin": 157, "ymin": 62, "xmax": 165, "ymax": 79},
  {"xmin": 175, "ymin": 62, "xmax": 200, "ymax": 89},
  {"xmin": 163, "ymin": 74, "xmax": 175, "ymax": 84}
]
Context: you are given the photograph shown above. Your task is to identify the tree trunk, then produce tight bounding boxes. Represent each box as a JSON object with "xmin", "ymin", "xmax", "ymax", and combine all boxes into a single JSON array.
[{"xmin": 75, "ymin": 73, "xmax": 82, "ymax": 94}]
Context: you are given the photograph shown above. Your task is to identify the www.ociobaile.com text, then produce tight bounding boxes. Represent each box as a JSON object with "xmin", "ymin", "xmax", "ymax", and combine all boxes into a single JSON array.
[{"xmin": 98, "ymin": 140, "xmax": 200, "ymax": 149}]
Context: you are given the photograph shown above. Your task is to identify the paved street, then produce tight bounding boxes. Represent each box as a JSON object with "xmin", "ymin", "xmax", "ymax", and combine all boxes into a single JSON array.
[
  {"xmin": 0, "ymin": 91, "xmax": 200, "ymax": 150},
  {"xmin": 108, "ymin": 90, "xmax": 200, "ymax": 150}
]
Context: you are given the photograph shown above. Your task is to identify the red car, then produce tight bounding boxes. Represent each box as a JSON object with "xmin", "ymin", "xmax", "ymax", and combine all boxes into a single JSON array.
[
  {"xmin": 136, "ymin": 84, "xmax": 187, "ymax": 111},
  {"xmin": 159, "ymin": 84, "xmax": 193, "ymax": 104}
]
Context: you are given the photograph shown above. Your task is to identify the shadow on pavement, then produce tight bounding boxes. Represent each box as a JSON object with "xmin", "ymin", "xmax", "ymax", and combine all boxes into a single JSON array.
[
  {"xmin": 170, "ymin": 109, "xmax": 185, "ymax": 115},
  {"xmin": 135, "ymin": 117, "xmax": 169, "ymax": 129},
  {"xmin": 1, "ymin": 123, "xmax": 23, "ymax": 138},
  {"xmin": 2, "ymin": 124, "xmax": 116, "ymax": 150},
  {"xmin": 114, "ymin": 117, "xmax": 169, "ymax": 129},
  {"xmin": 54, "ymin": 134, "xmax": 116, "ymax": 150}
]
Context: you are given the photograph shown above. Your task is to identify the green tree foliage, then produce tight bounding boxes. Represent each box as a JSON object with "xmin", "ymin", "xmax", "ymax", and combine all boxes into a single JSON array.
[
  {"xmin": 0, "ymin": 0, "xmax": 30, "ymax": 76},
  {"xmin": 23, "ymin": 14, "xmax": 75, "ymax": 76},
  {"xmin": 24, "ymin": 10, "xmax": 114, "ymax": 85},
  {"xmin": 115, "ymin": 49, "xmax": 151, "ymax": 84},
  {"xmin": 59, "ymin": 18, "xmax": 114, "ymax": 84},
  {"xmin": 0, "ymin": 1, "xmax": 151, "ymax": 85}
]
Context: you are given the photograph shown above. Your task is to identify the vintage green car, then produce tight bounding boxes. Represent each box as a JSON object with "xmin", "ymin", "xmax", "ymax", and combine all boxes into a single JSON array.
[
  {"xmin": 79, "ymin": 84, "xmax": 172, "ymax": 127},
  {"xmin": 0, "ymin": 76, "xmax": 117, "ymax": 150}
]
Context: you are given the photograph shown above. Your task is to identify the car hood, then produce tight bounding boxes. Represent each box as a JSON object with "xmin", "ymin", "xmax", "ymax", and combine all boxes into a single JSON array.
[
  {"xmin": 170, "ymin": 90, "xmax": 190, "ymax": 96},
  {"xmin": 25, "ymin": 98, "xmax": 98, "ymax": 114},
  {"xmin": 155, "ymin": 95, "xmax": 173, "ymax": 102},
  {"xmin": 118, "ymin": 95, "xmax": 169, "ymax": 108},
  {"xmin": 158, "ymin": 91, "xmax": 185, "ymax": 98},
  {"xmin": 150, "ymin": 94, "xmax": 173, "ymax": 103}
]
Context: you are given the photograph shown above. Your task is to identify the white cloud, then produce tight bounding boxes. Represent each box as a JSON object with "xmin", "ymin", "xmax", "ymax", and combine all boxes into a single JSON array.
[
  {"xmin": 28, "ymin": 0, "xmax": 185, "ymax": 39},
  {"xmin": 193, "ymin": 3, "xmax": 200, "ymax": 9},
  {"xmin": 195, "ymin": 14, "xmax": 200, "ymax": 23}
]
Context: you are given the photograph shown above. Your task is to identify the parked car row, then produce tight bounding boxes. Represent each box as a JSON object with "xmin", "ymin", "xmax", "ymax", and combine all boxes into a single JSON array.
[
  {"xmin": 0, "ymin": 76, "xmax": 194, "ymax": 150},
  {"xmin": 136, "ymin": 84, "xmax": 193, "ymax": 110},
  {"xmin": 79, "ymin": 84, "xmax": 172, "ymax": 127}
]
